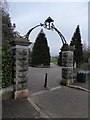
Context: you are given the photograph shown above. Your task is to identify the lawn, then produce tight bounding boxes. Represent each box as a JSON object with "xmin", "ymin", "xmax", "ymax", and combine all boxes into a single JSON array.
[{"xmin": 51, "ymin": 57, "xmax": 58, "ymax": 65}]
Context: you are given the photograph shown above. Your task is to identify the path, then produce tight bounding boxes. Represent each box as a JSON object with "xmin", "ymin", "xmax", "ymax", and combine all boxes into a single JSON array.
[
  {"xmin": 27, "ymin": 63, "xmax": 62, "ymax": 94},
  {"xmin": 2, "ymin": 64, "xmax": 89, "ymax": 118},
  {"xmin": 29, "ymin": 86, "xmax": 88, "ymax": 118}
]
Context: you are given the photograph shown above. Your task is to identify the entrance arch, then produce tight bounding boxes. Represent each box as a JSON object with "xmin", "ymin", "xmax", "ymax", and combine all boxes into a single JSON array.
[
  {"xmin": 12, "ymin": 17, "xmax": 74, "ymax": 99},
  {"xmin": 24, "ymin": 17, "xmax": 67, "ymax": 46},
  {"xmin": 24, "ymin": 17, "xmax": 74, "ymax": 90}
]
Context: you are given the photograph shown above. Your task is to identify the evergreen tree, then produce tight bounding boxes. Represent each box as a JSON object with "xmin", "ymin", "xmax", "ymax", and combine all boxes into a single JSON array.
[
  {"xmin": 31, "ymin": 29, "xmax": 50, "ymax": 67},
  {"xmin": 57, "ymin": 50, "xmax": 62, "ymax": 66},
  {"xmin": 57, "ymin": 44, "xmax": 67, "ymax": 66},
  {"xmin": 70, "ymin": 25, "xmax": 83, "ymax": 66},
  {"xmin": 1, "ymin": 3, "xmax": 14, "ymax": 88}
]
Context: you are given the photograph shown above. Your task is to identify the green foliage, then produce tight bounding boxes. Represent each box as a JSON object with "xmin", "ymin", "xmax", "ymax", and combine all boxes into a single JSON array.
[
  {"xmin": 57, "ymin": 50, "xmax": 62, "ymax": 66},
  {"xmin": 31, "ymin": 29, "xmax": 50, "ymax": 67},
  {"xmin": 2, "ymin": 9, "xmax": 14, "ymax": 88},
  {"xmin": 83, "ymin": 45, "xmax": 90, "ymax": 63},
  {"xmin": 51, "ymin": 57, "xmax": 58, "ymax": 65},
  {"xmin": 70, "ymin": 25, "xmax": 83, "ymax": 66},
  {"xmin": 80, "ymin": 62, "xmax": 89, "ymax": 71},
  {"xmin": 28, "ymin": 49, "xmax": 32, "ymax": 66},
  {"xmin": 2, "ymin": 10, "xmax": 14, "ymax": 41},
  {"xmin": 57, "ymin": 44, "xmax": 65, "ymax": 66},
  {"xmin": 2, "ymin": 41, "xmax": 12, "ymax": 88}
]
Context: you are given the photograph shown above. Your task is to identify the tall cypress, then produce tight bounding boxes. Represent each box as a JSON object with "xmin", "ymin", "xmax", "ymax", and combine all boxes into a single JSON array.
[
  {"xmin": 57, "ymin": 50, "xmax": 62, "ymax": 66},
  {"xmin": 70, "ymin": 25, "xmax": 83, "ymax": 66},
  {"xmin": 31, "ymin": 29, "xmax": 50, "ymax": 67}
]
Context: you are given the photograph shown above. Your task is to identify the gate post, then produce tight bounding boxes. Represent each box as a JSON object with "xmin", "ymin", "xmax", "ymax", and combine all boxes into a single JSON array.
[
  {"xmin": 60, "ymin": 44, "xmax": 74, "ymax": 86},
  {"xmin": 11, "ymin": 37, "xmax": 31, "ymax": 99}
]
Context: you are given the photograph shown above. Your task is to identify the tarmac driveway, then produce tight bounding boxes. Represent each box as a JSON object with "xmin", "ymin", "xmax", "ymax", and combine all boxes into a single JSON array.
[
  {"xmin": 28, "ymin": 63, "xmax": 62, "ymax": 94},
  {"xmin": 2, "ymin": 64, "xmax": 89, "ymax": 119},
  {"xmin": 29, "ymin": 86, "xmax": 88, "ymax": 118},
  {"xmin": 27, "ymin": 63, "xmax": 89, "ymax": 118}
]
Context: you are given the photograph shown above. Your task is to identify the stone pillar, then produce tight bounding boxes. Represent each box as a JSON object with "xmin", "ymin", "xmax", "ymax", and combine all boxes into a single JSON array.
[
  {"xmin": 60, "ymin": 44, "xmax": 74, "ymax": 86},
  {"xmin": 11, "ymin": 37, "xmax": 31, "ymax": 99}
]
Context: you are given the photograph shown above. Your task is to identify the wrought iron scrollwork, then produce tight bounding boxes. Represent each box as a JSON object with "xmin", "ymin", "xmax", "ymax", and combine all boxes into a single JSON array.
[{"xmin": 24, "ymin": 17, "xmax": 67, "ymax": 45}]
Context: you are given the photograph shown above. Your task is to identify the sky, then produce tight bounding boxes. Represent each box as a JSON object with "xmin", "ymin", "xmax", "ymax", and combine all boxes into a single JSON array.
[{"xmin": 7, "ymin": 1, "xmax": 88, "ymax": 56}]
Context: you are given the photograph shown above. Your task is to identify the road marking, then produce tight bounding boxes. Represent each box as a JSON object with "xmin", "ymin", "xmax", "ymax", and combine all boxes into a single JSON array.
[
  {"xmin": 30, "ymin": 86, "xmax": 62, "ymax": 96},
  {"xmin": 50, "ymin": 86, "xmax": 61, "ymax": 91},
  {"xmin": 30, "ymin": 90, "xmax": 47, "ymax": 96},
  {"xmin": 67, "ymin": 85, "xmax": 90, "ymax": 92},
  {"xmin": 27, "ymin": 97, "xmax": 50, "ymax": 118}
]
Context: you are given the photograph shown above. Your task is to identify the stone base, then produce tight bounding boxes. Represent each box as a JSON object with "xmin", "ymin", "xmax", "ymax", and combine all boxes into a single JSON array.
[
  {"xmin": 60, "ymin": 79, "xmax": 74, "ymax": 86},
  {"xmin": 2, "ymin": 92, "xmax": 13, "ymax": 100},
  {"xmin": 14, "ymin": 89, "xmax": 29, "ymax": 99}
]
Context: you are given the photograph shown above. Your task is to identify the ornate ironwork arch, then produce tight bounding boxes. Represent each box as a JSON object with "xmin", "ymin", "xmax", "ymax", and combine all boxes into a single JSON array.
[{"xmin": 24, "ymin": 17, "xmax": 67, "ymax": 45}]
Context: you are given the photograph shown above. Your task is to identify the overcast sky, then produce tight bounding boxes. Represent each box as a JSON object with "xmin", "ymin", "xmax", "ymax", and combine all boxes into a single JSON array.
[{"xmin": 8, "ymin": 1, "xmax": 88, "ymax": 56}]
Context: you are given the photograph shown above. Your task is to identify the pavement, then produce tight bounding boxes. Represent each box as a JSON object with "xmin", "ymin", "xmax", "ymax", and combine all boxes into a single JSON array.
[
  {"xmin": 2, "ymin": 64, "xmax": 89, "ymax": 119},
  {"xmin": 29, "ymin": 86, "xmax": 88, "ymax": 118},
  {"xmin": 2, "ymin": 86, "xmax": 89, "ymax": 119},
  {"xmin": 2, "ymin": 98, "xmax": 41, "ymax": 119}
]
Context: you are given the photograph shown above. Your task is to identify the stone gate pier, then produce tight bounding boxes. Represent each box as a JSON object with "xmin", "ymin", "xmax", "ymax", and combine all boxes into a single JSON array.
[
  {"xmin": 60, "ymin": 44, "xmax": 74, "ymax": 86},
  {"xmin": 11, "ymin": 37, "xmax": 31, "ymax": 99}
]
